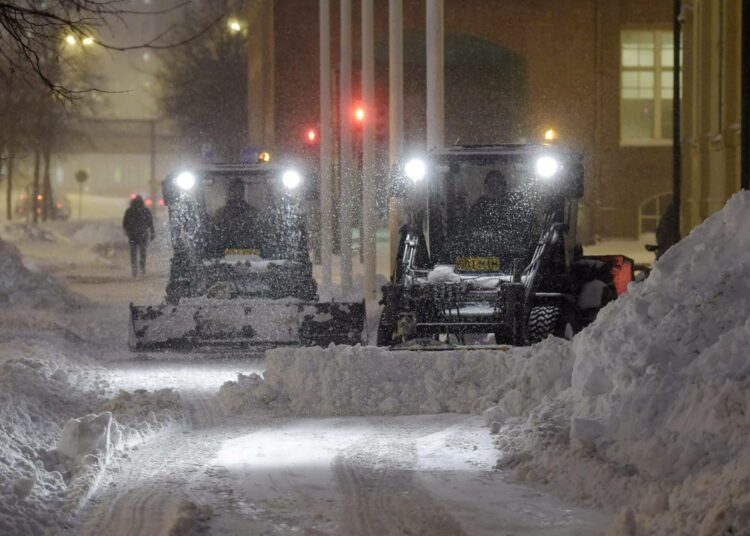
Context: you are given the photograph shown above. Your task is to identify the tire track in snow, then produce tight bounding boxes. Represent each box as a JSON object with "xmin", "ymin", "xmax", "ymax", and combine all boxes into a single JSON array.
[
  {"xmin": 70, "ymin": 391, "xmax": 225, "ymax": 536},
  {"xmin": 333, "ymin": 419, "xmax": 467, "ymax": 536}
]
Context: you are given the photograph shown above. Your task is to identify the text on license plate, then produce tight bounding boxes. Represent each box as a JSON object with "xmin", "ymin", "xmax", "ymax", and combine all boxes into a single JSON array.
[
  {"xmin": 224, "ymin": 248, "xmax": 261, "ymax": 256},
  {"xmin": 454, "ymin": 256, "xmax": 501, "ymax": 272}
]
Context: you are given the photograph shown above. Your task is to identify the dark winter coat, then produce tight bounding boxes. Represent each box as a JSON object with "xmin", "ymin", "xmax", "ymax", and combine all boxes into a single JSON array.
[
  {"xmin": 214, "ymin": 199, "xmax": 261, "ymax": 251},
  {"xmin": 123, "ymin": 197, "xmax": 155, "ymax": 243},
  {"xmin": 655, "ymin": 202, "xmax": 677, "ymax": 259}
]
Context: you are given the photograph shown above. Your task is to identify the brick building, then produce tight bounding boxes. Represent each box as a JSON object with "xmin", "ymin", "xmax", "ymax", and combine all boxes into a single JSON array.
[{"xmin": 252, "ymin": 0, "xmax": 676, "ymax": 239}]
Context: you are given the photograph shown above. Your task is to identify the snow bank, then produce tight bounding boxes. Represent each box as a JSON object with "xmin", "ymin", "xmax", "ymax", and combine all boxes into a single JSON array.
[
  {"xmin": 68, "ymin": 221, "xmax": 127, "ymax": 245},
  {"xmin": 0, "ymin": 336, "xmax": 181, "ymax": 536},
  {"xmin": 497, "ymin": 191, "xmax": 750, "ymax": 534},
  {"xmin": 0, "ymin": 222, "xmax": 60, "ymax": 243},
  {"xmin": 0, "ymin": 342, "xmax": 106, "ymax": 535},
  {"xmin": 221, "ymin": 192, "xmax": 750, "ymax": 534},
  {"xmin": 0, "ymin": 237, "xmax": 83, "ymax": 310},
  {"xmin": 219, "ymin": 337, "xmax": 573, "ymax": 418}
]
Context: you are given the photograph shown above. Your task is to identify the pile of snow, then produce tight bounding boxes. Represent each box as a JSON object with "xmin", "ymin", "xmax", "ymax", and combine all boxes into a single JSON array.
[
  {"xmin": 0, "ymin": 335, "xmax": 181, "ymax": 536},
  {"xmin": 219, "ymin": 337, "xmax": 573, "ymax": 418},
  {"xmin": 67, "ymin": 221, "xmax": 127, "ymax": 246},
  {"xmin": 0, "ymin": 237, "xmax": 83, "ymax": 310},
  {"xmin": 0, "ymin": 222, "xmax": 60, "ymax": 243},
  {"xmin": 0, "ymin": 341, "xmax": 106, "ymax": 535},
  {"xmin": 221, "ymin": 192, "xmax": 750, "ymax": 534},
  {"xmin": 495, "ymin": 191, "xmax": 750, "ymax": 534}
]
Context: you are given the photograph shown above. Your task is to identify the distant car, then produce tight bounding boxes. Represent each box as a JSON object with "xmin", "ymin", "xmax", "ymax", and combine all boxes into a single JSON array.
[{"xmin": 15, "ymin": 194, "xmax": 71, "ymax": 220}]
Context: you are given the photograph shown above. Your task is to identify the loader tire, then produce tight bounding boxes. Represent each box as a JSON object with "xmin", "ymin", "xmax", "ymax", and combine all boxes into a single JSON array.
[
  {"xmin": 376, "ymin": 315, "xmax": 397, "ymax": 347},
  {"xmin": 527, "ymin": 304, "xmax": 563, "ymax": 344}
]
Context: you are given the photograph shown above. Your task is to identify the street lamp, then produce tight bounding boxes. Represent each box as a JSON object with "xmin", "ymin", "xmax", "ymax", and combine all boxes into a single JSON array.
[
  {"xmin": 82, "ymin": 37, "xmax": 94, "ymax": 46},
  {"xmin": 65, "ymin": 34, "xmax": 77, "ymax": 46},
  {"xmin": 227, "ymin": 18, "xmax": 242, "ymax": 34}
]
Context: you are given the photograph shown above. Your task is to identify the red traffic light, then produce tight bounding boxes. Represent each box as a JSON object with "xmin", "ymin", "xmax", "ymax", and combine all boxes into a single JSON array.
[
  {"xmin": 305, "ymin": 128, "xmax": 318, "ymax": 143},
  {"xmin": 354, "ymin": 107, "xmax": 365, "ymax": 124}
]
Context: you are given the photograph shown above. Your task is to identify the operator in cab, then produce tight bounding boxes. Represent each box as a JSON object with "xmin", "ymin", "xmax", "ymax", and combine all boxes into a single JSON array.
[
  {"xmin": 466, "ymin": 169, "xmax": 537, "ymax": 249},
  {"xmin": 214, "ymin": 179, "xmax": 263, "ymax": 253}
]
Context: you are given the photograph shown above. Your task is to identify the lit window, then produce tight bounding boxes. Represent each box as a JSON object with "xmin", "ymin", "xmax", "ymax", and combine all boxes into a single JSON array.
[{"xmin": 621, "ymin": 30, "xmax": 680, "ymax": 144}]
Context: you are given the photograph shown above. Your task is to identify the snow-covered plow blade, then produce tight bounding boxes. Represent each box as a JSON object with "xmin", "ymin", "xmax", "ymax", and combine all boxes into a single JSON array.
[{"xmin": 128, "ymin": 299, "xmax": 366, "ymax": 351}]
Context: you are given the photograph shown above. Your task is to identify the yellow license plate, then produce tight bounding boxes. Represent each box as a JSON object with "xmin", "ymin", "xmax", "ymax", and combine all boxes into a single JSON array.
[
  {"xmin": 224, "ymin": 248, "xmax": 261, "ymax": 256},
  {"xmin": 454, "ymin": 256, "xmax": 501, "ymax": 272}
]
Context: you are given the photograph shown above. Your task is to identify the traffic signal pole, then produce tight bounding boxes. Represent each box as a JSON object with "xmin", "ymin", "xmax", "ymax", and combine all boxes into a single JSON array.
[
  {"xmin": 426, "ymin": 0, "xmax": 445, "ymax": 152},
  {"xmin": 362, "ymin": 0, "xmax": 377, "ymax": 301},
  {"xmin": 339, "ymin": 0, "xmax": 354, "ymax": 297},
  {"xmin": 673, "ymin": 0, "xmax": 682, "ymax": 239},
  {"xmin": 742, "ymin": 0, "xmax": 750, "ymax": 190},
  {"xmin": 319, "ymin": 0, "xmax": 333, "ymax": 294},
  {"xmin": 388, "ymin": 0, "xmax": 404, "ymax": 271}
]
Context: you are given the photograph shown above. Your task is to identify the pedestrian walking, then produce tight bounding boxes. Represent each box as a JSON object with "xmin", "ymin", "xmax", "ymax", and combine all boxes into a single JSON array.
[{"xmin": 123, "ymin": 195, "xmax": 155, "ymax": 277}]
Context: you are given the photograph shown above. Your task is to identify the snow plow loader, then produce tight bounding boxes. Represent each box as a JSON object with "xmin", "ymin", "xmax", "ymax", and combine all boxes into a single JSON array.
[
  {"xmin": 129, "ymin": 161, "xmax": 365, "ymax": 351},
  {"xmin": 377, "ymin": 144, "xmax": 633, "ymax": 348}
]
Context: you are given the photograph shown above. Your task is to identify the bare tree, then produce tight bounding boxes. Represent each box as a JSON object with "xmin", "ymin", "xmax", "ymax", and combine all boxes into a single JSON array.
[
  {"xmin": 0, "ymin": 0, "xmax": 215, "ymax": 99},
  {"xmin": 158, "ymin": 0, "xmax": 248, "ymax": 160},
  {"xmin": 0, "ymin": 0, "xmax": 224, "ymax": 220}
]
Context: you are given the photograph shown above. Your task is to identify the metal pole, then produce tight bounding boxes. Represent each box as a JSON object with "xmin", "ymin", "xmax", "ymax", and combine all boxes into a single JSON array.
[
  {"xmin": 263, "ymin": 1, "xmax": 275, "ymax": 150},
  {"xmin": 426, "ymin": 0, "xmax": 445, "ymax": 151},
  {"xmin": 149, "ymin": 120, "xmax": 158, "ymax": 215},
  {"xmin": 339, "ymin": 0, "xmax": 354, "ymax": 296},
  {"xmin": 362, "ymin": 0, "xmax": 377, "ymax": 300},
  {"xmin": 673, "ymin": 0, "xmax": 682, "ymax": 239},
  {"xmin": 388, "ymin": 0, "xmax": 404, "ymax": 272},
  {"xmin": 742, "ymin": 0, "xmax": 750, "ymax": 189},
  {"xmin": 319, "ymin": 0, "xmax": 333, "ymax": 293}
]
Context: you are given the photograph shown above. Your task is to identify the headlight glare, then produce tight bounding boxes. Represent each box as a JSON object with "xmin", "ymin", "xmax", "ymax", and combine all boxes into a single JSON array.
[
  {"xmin": 282, "ymin": 169, "xmax": 302, "ymax": 189},
  {"xmin": 175, "ymin": 171, "xmax": 196, "ymax": 190},
  {"xmin": 535, "ymin": 156, "xmax": 560, "ymax": 179},
  {"xmin": 404, "ymin": 158, "xmax": 426, "ymax": 182}
]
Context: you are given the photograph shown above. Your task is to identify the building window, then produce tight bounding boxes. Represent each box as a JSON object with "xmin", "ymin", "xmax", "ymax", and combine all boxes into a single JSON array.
[{"xmin": 621, "ymin": 30, "xmax": 679, "ymax": 145}]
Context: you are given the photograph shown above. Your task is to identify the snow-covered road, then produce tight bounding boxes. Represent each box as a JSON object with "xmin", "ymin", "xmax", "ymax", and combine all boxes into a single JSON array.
[
  {"xmin": 69, "ymin": 409, "xmax": 609, "ymax": 535},
  {"xmin": 3, "ymin": 223, "xmax": 611, "ymax": 535}
]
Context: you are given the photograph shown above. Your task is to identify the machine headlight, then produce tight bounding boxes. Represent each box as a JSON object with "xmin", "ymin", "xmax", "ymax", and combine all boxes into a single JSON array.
[
  {"xmin": 535, "ymin": 156, "xmax": 560, "ymax": 179},
  {"xmin": 282, "ymin": 169, "xmax": 302, "ymax": 190},
  {"xmin": 175, "ymin": 171, "xmax": 196, "ymax": 190},
  {"xmin": 404, "ymin": 158, "xmax": 426, "ymax": 182}
]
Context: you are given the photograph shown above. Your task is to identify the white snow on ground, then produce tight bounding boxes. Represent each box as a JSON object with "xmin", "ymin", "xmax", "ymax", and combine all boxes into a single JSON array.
[
  {"xmin": 495, "ymin": 191, "xmax": 750, "ymax": 535},
  {"xmin": 221, "ymin": 192, "xmax": 750, "ymax": 535},
  {"xmin": 0, "ymin": 236, "xmax": 182, "ymax": 535},
  {"xmin": 0, "ymin": 237, "xmax": 84, "ymax": 310},
  {"xmin": 583, "ymin": 232, "xmax": 657, "ymax": 267},
  {"xmin": 219, "ymin": 337, "xmax": 573, "ymax": 418},
  {"xmin": 0, "ymin": 342, "xmax": 182, "ymax": 536}
]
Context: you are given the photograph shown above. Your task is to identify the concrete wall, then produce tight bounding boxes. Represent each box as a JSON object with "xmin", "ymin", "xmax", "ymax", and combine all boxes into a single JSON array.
[{"xmin": 681, "ymin": 0, "xmax": 742, "ymax": 235}]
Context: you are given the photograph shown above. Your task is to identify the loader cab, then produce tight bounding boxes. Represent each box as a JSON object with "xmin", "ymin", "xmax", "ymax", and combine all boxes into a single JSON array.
[
  {"xmin": 163, "ymin": 162, "xmax": 311, "ymax": 264},
  {"xmin": 394, "ymin": 145, "xmax": 583, "ymax": 281}
]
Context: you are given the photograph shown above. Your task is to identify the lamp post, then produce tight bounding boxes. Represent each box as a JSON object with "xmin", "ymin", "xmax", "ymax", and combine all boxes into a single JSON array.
[
  {"xmin": 75, "ymin": 170, "xmax": 88, "ymax": 220},
  {"xmin": 742, "ymin": 0, "xmax": 750, "ymax": 190},
  {"xmin": 361, "ymin": 0, "xmax": 377, "ymax": 301},
  {"xmin": 339, "ymin": 0, "xmax": 354, "ymax": 297},
  {"xmin": 673, "ymin": 0, "xmax": 682, "ymax": 240},
  {"xmin": 319, "ymin": 0, "xmax": 333, "ymax": 293}
]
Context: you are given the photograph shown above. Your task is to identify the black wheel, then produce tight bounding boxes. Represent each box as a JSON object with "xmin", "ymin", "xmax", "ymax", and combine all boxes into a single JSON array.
[
  {"xmin": 527, "ymin": 304, "xmax": 563, "ymax": 344},
  {"xmin": 376, "ymin": 313, "xmax": 397, "ymax": 346}
]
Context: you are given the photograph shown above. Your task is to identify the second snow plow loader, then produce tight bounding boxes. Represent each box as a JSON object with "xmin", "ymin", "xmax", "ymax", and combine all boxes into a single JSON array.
[
  {"xmin": 129, "ymin": 161, "xmax": 365, "ymax": 351},
  {"xmin": 377, "ymin": 144, "xmax": 633, "ymax": 348}
]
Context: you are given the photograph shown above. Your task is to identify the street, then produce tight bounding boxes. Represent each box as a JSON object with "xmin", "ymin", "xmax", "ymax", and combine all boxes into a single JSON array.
[{"xmin": 6, "ymin": 223, "xmax": 609, "ymax": 535}]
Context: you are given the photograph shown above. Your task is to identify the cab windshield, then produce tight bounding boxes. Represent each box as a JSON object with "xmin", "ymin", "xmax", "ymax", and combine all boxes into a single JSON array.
[
  {"xmin": 197, "ymin": 171, "xmax": 307, "ymax": 261},
  {"xmin": 428, "ymin": 156, "xmax": 543, "ymax": 272}
]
